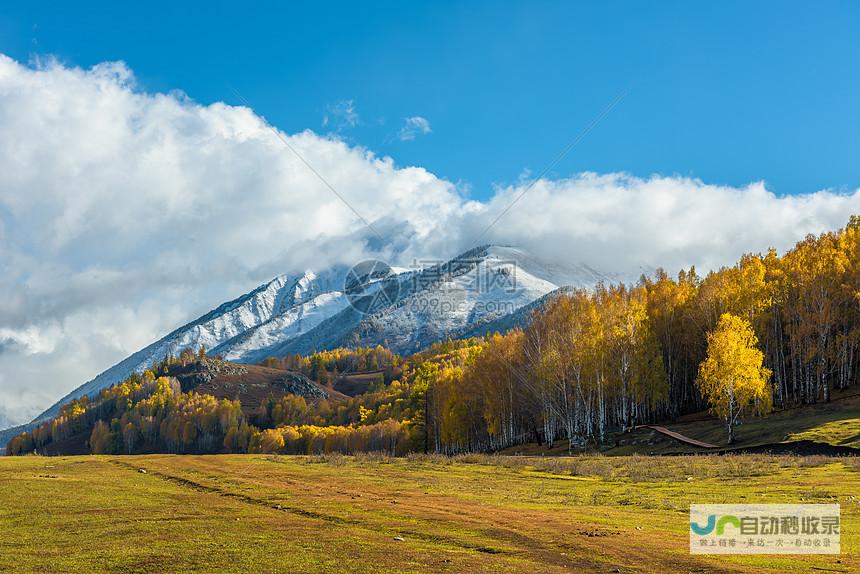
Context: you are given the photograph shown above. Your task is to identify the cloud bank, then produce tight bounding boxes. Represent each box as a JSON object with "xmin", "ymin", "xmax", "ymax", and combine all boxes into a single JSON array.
[{"xmin": 1, "ymin": 54, "xmax": 858, "ymax": 424}]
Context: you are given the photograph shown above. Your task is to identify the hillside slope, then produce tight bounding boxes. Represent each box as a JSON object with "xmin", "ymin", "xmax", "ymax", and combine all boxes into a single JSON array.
[{"xmin": 499, "ymin": 390, "xmax": 860, "ymax": 456}]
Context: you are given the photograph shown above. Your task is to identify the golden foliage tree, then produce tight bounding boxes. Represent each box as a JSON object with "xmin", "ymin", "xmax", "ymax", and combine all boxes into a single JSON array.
[{"xmin": 696, "ymin": 313, "xmax": 772, "ymax": 444}]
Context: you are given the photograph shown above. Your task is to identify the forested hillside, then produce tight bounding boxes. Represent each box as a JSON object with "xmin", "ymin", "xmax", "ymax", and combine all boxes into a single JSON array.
[
  {"xmin": 7, "ymin": 218, "xmax": 860, "ymax": 456},
  {"xmin": 417, "ymin": 216, "xmax": 860, "ymax": 451}
]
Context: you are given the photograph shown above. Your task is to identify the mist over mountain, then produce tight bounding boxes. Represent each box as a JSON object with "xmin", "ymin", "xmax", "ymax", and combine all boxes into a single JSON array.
[{"xmin": 0, "ymin": 408, "xmax": 12, "ymax": 431}]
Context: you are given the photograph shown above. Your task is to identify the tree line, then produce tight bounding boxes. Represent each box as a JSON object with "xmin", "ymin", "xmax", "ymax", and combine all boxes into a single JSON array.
[
  {"xmin": 412, "ymin": 217, "xmax": 860, "ymax": 451},
  {"xmin": 262, "ymin": 346, "xmax": 402, "ymax": 386}
]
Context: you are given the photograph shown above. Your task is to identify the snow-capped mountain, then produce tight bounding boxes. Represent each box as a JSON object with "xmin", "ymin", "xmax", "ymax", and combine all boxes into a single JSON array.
[
  {"xmin": 32, "ymin": 268, "xmax": 346, "ymax": 423},
  {"xmin": 270, "ymin": 245, "xmax": 616, "ymax": 356},
  {"xmin": 20, "ymin": 245, "xmax": 623, "ymax": 430}
]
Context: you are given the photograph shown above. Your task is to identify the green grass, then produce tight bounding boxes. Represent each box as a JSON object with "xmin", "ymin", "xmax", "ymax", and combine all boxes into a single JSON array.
[
  {"xmin": 590, "ymin": 391, "xmax": 860, "ymax": 456},
  {"xmin": 0, "ymin": 453, "xmax": 857, "ymax": 573},
  {"xmin": 788, "ymin": 418, "xmax": 860, "ymax": 448}
]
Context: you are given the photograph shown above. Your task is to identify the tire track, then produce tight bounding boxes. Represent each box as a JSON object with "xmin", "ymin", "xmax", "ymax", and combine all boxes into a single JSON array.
[{"xmin": 109, "ymin": 459, "xmax": 511, "ymax": 555}]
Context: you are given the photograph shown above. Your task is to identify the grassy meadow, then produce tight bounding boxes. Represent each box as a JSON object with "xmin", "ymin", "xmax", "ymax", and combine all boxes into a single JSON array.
[{"xmin": 0, "ymin": 453, "xmax": 857, "ymax": 573}]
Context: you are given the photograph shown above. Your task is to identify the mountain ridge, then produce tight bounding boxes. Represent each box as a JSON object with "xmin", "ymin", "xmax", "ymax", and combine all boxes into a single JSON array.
[{"xmin": 6, "ymin": 245, "xmax": 624, "ymax": 439}]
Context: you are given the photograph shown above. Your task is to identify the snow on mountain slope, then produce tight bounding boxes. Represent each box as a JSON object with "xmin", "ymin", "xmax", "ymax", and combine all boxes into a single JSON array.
[
  {"xmin": 486, "ymin": 246, "xmax": 620, "ymax": 289},
  {"xmin": 20, "ymin": 245, "xmax": 623, "ymax": 432},
  {"xmin": 212, "ymin": 291, "xmax": 351, "ymax": 363},
  {"xmin": 338, "ymin": 245, "xmax": 619, "ymax": 353},
  {"xmin": 31, "ymin": 270, "xmax": 337, "ymax": 423}
]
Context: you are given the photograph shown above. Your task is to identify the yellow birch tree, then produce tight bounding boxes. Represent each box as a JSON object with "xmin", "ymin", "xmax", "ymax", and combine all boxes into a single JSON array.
[{"xmin": 696, "ymin": 313, "xmax": 772, "ymax": 444}]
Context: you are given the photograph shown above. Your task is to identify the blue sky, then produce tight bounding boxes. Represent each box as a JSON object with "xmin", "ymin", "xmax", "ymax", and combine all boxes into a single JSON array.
[{"xmin": 3, "ymin": 1, "xmax": 860, "ymax": 199}]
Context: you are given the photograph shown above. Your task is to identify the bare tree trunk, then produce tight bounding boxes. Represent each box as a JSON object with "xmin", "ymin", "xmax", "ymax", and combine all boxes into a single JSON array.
[{"xmin": 727, "ymin": 385, "xmax": 736, "ymax": 445}]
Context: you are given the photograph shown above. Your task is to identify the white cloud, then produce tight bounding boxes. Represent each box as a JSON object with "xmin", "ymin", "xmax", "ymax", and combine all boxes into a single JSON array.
[
  {"xmin": 471, "ymin": 174, "xmax": 860, "ymax": 273},
  {"xmin": 399, "ymin": 116, "xmax": 432, "ymax": 141},
  {"xmin": 322, "ymin": 99, "xmax": 359, "ymax": 131},
  {"xmin": 0, "ymin": 53, "xmax": 858, "ymax": 425},
  {"xmin": 0, "ymin": 56, "xmax": 463, "ymax": 423},
  {"xmin": 0, "ymin": 326, "xmax": 61, "ymax": 355}
]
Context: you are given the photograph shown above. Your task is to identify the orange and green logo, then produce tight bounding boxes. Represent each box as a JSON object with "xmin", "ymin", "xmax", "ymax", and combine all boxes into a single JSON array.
[{"xmin": 689, "ymin": 504, "xmax": 840, "ymax": 555}]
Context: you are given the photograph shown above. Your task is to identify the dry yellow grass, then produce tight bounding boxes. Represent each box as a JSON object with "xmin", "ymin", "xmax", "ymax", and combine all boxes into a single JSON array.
[{"xmin": 0, "ymin": 453, "xmax": 856, "ymax": 573}]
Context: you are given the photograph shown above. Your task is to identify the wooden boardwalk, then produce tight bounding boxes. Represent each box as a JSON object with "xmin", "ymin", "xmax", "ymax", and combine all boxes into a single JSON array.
[{"xmin": 635, "ymin": 425, "xmax": 719, "ymax": 449}]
